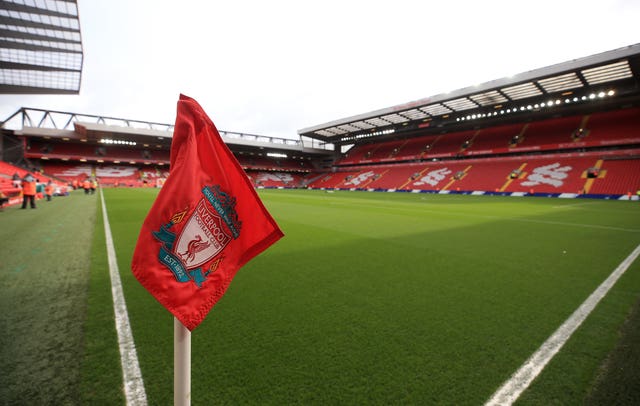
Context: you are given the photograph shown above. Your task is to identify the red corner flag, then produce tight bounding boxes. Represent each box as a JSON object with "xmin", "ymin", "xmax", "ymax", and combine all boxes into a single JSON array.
[{"xmin": 132, "ymin": 94, "xmax": 283, "ymax": 330}]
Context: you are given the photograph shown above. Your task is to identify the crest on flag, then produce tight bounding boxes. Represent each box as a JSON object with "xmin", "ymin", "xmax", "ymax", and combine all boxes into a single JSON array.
[{"xmin": 153, "ymin": 185, "xmax": 241, "ymax": 288}]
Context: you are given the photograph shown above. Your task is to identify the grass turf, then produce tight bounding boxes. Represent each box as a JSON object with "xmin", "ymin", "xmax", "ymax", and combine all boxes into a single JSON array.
[
  {"xmin": 101, "ymin": 188, "xmax": 640, "ymax": 404},
  {"xmin": 79, "ymin": 192, "xmax": 124, "ymax": 405},
  {"xmin": 585, "ymin": 294, "xmax": 640, "ymax": 405},
  {"xmin": 0, "ymin": 190, "xmax": 96, "ymax": 404}
]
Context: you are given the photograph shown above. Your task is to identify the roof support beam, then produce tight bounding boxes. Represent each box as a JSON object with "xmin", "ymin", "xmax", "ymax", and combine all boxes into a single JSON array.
[
  {"xmin": 0, "ymin": 61, "xmax": 81, "ymax": 72},
  {"xmin": 0, "ymin": 28, "xmax": 80, "ymax": 45},
  {"xmin": 0, "ymin": 39, "xmax": 80, "ymax": 54},
  {"xmin": 0, "ymin": 15, "xmax": 79, "ymax": 33},
  {"xmin": 0, "ymin": 2, "xmax": 78, "ymax": 19}
]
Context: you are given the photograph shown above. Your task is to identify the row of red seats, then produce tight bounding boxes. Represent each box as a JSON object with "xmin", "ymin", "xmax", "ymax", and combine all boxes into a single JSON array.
[
  {"xmin": 236, "ymin": 155, "xmax": 313, "ymax": 171},
  {"xmin": 246, "ymin": 171, "xmax": 310, "ymax": 188},
  {"xmin": 0, "ymin": 161, "xmax": 69, "ymax": 206},
  {"xmin": 312, "ymin": 150, "xmax": 640, "ymax": 195},
  {"xmin": 40, "ymin": 162, "xmax": 147, "ymax": 186},
  {"xmin": 339, "ymin": 107, "xmax": 640, "ymax": 165},
  {"xmin": 0, "ymin": 160, "xmax": 59, "ymax": 186},
  {"xmin": 25, "ymin": 138, "xmax": 313, "ymax": 173},
  {"xmin": 25, "ymin": 139, "xmax": 170, "ymax": 163}
]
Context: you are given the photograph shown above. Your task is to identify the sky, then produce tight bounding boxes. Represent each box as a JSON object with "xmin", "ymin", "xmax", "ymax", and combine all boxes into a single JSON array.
[{"xmin": 0, "ymin": 0, "xmax": 639, "ymax": 139}]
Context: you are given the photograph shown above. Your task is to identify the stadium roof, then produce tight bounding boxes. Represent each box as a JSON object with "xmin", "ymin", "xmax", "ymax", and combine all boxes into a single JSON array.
[
  {"xmin": 0, "ymin": 0, "xmax": 83, "ymax": 94},
  {"xmin": 299, "ymin": 43, "xmax": 640, "ymax": 145},
  {"xmin": 1, "ymin": 107, "xmax": 332, "ymax": 159}
]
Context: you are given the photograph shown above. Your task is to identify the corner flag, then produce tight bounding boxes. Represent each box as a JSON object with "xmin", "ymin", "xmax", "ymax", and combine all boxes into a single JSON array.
[{"xmin": 132, "ymin": 94, "xmax": 283, "ymax": 330}]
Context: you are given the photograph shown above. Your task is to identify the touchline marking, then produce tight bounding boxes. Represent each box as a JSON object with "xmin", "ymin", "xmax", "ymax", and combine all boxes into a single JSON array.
[
  {"xmin": 513, "ymin": 218, "xmax": 640, "ymax": 233},
  {"xmin": 552, "ymin": 202, "xmax": 595, "ymax": 209},
  {"xmin": 485, "ymin": 242, "xmax": 640, "ymax": 406},
  {"xmin": 324, "ymin": 199, "xmax": 640, "ymax": 233},
  {"xmin": 100, "ymin": 189, "xmax": 148, "ymax": 406}
]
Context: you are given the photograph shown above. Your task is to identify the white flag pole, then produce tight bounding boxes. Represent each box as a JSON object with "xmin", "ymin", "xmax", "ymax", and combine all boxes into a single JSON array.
[{"xmin": 174, "ymin": 317, "xmax": 191, "ymax": 406}]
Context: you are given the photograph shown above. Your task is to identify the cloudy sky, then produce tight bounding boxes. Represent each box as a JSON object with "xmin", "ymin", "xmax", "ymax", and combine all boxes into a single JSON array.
[{"xmin": 0, "ymin": 0, "xmax": 638, "ymax": 139}]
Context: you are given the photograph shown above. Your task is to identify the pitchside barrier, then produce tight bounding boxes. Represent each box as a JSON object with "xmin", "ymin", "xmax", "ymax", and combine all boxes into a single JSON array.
[{"xmin": 309, "ymin": 187, "xmax": 640, "ymax": 201}]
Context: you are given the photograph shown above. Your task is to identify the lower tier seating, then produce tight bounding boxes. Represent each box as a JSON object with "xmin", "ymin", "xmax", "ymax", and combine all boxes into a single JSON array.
[{"xmin": 309, "ymin": 151, "xmax": 640, "ymax": 195}]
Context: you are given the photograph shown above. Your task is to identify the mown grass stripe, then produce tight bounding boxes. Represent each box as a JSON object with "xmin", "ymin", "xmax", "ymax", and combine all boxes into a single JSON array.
[
  {"xmin": 100, "ymin": 188, "xmax": 148, "ymax": 405},
  {"xmin": 485, "ymin": 243, "xmax": 640, "ymax": 406}
]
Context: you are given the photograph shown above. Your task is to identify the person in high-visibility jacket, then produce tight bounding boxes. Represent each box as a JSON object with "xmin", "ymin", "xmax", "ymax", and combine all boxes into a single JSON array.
[
  {"xmin": 44, "ymin": 181, "xmax": 54, "ymax": 202},
  {"xmin": 82, "ymin": 179, "xmax": 91, "ymax": 195},
  {"xmin": 0, "ymin": 189, "xmax": 9, "ymax": 211},
  {"xmin": 21, "ymin": 173, "xmax": 37, "ymax": 209}
]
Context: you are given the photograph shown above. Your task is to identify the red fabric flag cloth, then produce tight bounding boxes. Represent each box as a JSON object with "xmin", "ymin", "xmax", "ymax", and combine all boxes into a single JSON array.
[{"xmin": 132, "ymin": 94, "xmax": 283, "ymax": 330}]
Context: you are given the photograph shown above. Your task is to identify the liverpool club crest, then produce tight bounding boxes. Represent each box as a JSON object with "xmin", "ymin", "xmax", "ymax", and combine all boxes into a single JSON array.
[{"xmin": 152, "ymin": 185, "xmax": 242, "ymax": 287}]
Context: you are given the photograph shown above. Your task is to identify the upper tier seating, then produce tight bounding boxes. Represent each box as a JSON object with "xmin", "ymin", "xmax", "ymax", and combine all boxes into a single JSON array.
[
  {"xmin": 513, "ymin": 115, "xmax": 583, "ymax": 150},
  {"xmin": 465, "ymin": 123, "xmax": 525, "ymax": 156},
  {"xmin": 335, "ymin": 107, "xmax": 640, "ymax": 166},
  {"xmin": 339, "ymin": 144, "xmax": 384, "ymax": 165},
  {"xmin": 423, "ymin": 130, "xmax": 476, "ymax": 158},
  {"xmin": 583, "ymin": 107, "xmax": 640, "ymax": 145},
  {"xmin": 236, "ymin": 155, "xmax": 313, "ymax": 171},
  {"xmin": 25, "ymin": 140, "xmax": 170, "ymax": 163}
]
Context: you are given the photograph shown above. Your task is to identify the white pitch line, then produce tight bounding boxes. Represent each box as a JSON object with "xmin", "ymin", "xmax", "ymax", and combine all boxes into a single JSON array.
[
  {"xmin": 551, "ymin": 202, "xmax": 595, "ymax": 209},
  {"xmin": 485, "ymin": 242, "xmax": 640, "ymax": 406},
  {"xmin": 100, "ymin": 189, "xmax": 148, "ymax": 406}
]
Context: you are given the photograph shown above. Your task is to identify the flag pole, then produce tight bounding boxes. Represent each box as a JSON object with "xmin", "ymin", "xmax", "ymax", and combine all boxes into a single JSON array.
[{"xmin": 174, "ymin": 317, "xmax": 191, "ymax": 406}]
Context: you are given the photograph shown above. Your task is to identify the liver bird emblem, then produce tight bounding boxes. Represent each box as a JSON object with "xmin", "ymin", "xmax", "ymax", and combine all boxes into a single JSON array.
[{"xmin": 180, "ymin": 235, "xmax": 211, "ymax": 264}]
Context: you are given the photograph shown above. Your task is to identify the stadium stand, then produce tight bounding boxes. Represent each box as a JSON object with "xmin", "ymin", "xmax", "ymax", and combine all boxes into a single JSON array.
[
  {"xmin": 584, "ymin": 106, "xmax": 640, "ymax": 145},
  {"xmin": 2, "ymin": 44, "xmax": 639, "ymax": 200},
  {"xmin": 306, "ymin": 103, "xmax": 640, "ymax": 197},
  {"xmin": 248, "ymin": 171, "xmax": 308, "ymax": 188},
  {"xmin": 3, "ymin": 102, "xmax": 639, "ymax": 198},
  {"xmin": 338, "ymin": 143, "xmax": 382, "ymax": 165},
  {"xmin": 366, "ymin": 163, "xmax": 429, "ymax": 190},
  {"xmin": 237, "ymin": 155, "xmax": 313, "ymax": 172},
  {"xmin": 40, "ymin": 162, "xmax": 155, "ymax": 187},
  {"xmin": 501, "ymin": 156, "xmax": 595, "ymax": 194},
  {"xmin": 426, "ymin": 130, "xmax": 477, "ymax": 158},
  {"xmin": 363, "ymin": 139, "xmax": 407, "ymax": 162},
  {"xmin": 0, "ymin": 160, "xmax": 69, "ymax": 207},
  {"xmin": 513, "ymin": 116, "xmax": 584, "ymax": 150},
  {"xmin": 465, "ymin": 123, "xmax": 525, "ymax": 156},
  {"xmin": 399, "ymin": 136, "xmax": 436, "ymax": 160},
  {"xmin": 308, "ymin": 147, "xmax": 640, "ymax": 197},
  {"xmin": 25, "ymin": 139, "xmax": 171, "ymax": 164},
  {"xmin": 313, "ymin": 170, "xmax": 364, "ymax": 189},
  {"xmin": 296, "ymin": 45, "xmax": 640, "ymax": 200},
  {"xmin": 442, "ymin": 159, "xmax": 519, "ymax": 192},
  {"xmin": 587, "ymin": 157, "xmax": 640, "ymax": 195}
]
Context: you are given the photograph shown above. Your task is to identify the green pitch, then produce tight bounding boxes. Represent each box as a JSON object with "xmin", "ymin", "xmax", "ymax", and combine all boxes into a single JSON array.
[
  {"xmin": 103, "ymin": 188, "xmax": 640, "ymax": 405},
  {"xmin": 2, "ymin": 188, "xmax": 640, "ymax": 404}
]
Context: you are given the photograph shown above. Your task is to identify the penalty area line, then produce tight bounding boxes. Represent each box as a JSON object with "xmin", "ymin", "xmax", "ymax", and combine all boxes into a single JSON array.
[
  {"xmin": 485, "ymin": 242, "xmax": 640, "ymax": 406},
  {"xmin": 100, "ymin": 189, "xmax": 148, "ymax": 406}
]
